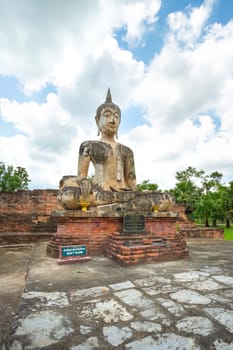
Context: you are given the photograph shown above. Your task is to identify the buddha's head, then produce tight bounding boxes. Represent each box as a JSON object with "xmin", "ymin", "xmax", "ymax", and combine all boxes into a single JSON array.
[{"xmin": 95, "ymin": 89, "xmax": 121, "ymax": 138}]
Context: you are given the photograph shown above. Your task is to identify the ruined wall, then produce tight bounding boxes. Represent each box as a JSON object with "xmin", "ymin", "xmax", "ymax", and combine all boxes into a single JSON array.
[
  {"xmin": 182, "ymin": 227, "xmax": 224, "ymax": 239},
  {"xmin": 0, "ymin": 191, "xmax": 224, "ymax": 241},
  {"xmin": 0, "ymin": 190, "xmax": 62, "ymax": 232}
]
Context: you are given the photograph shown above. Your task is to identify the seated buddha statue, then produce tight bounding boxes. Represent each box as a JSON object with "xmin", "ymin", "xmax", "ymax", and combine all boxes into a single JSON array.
[
  {"xmin": 58, "ymin": 89, "xmax": 136, "ymax": 209},
  {"xmin": 77, "ymin": 88, "xmax": 136, "ymax": 192},
  {"xmin": 58, "ymin": 89, "xmax": 174, "ymax": 212}
]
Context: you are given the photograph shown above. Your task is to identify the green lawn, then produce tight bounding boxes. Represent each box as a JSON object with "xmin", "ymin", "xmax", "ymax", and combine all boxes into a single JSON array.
[{"xmin": 224, "ymin": 226, "xmax": 233, "ymax": 240}]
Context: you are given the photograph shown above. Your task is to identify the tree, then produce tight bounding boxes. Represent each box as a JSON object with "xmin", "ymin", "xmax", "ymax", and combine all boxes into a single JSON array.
[
  {"xmin": 170, "ymin": 167, "xmax": 203, "ymax": 219},
  {"xmin": 201, "ymin": 171, "xmax": 223, "ymax": 194},
  {"xmin": 0, "ymin": 162, "xmax": 30, "ymax": 191},
  {"xmin": 194, "ymin": 191, "xmax": 222, "ymax": 227},
  {"xmin": 170, "ymin": 167, "xmax": 227, "ymax": 225},
  {"xmin": 219, "ymin": 182, "xmax": 233, "ymax": 228},
  {"xmin": 199, "ymin": 171, "xmax": 223, "ymax": 226},
  {"xmin": 136, "ymin": 179, "xmax": 159, "ymax": 192}
]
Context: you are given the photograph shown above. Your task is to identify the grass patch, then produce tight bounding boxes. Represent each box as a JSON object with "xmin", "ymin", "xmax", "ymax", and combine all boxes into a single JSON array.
[{"xmin": 224, "ymin": 226, "xmax": 233, "ymax": 240}]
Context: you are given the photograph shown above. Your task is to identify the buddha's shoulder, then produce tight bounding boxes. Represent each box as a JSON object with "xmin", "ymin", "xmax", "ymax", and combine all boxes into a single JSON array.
[
  {"xmin": 117, "ymin": 143, "xmax": 133, "ymax": 155},
  {"xmin": 79, "ymin": 140, "xmax": 112, "ymax": 152},
  {"xmin": 79, "ymin": 140, "xmax": 133, "ymax": 154}
]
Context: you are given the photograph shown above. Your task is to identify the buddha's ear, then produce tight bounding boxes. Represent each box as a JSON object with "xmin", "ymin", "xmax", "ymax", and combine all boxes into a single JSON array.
[{"xmin": 95, "ymin": 115, "xmax": 100, "ymax": 136}]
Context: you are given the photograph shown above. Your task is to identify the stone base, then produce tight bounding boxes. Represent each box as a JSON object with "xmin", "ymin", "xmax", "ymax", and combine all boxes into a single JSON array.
[
  {"xmin": 47, "ymin": 210, "xmax": 189, "ymax": 264},
  {"xmin": 106, "ymin": 231, "xmax": 189, "ymax": 266}
]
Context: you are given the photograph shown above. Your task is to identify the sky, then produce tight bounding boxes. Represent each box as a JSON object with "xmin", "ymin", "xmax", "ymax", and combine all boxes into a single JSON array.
[{"xmin": 0, "ymin": 0, "xmax": 233, "ymax": 190}]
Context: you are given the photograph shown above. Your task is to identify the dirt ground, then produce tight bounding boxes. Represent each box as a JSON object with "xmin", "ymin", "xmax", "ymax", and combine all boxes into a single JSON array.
[{"xmin": 0, "ymin": 245, "xmax": 32, "ymax": 347}]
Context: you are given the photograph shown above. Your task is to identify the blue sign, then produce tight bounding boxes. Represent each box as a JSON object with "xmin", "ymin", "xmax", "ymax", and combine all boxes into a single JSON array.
[{"xmin": 60, "ymin": 245, "xmax": 87, "ymax": 258}]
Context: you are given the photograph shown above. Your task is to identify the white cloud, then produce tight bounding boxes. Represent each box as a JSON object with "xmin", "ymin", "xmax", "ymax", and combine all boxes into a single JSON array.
[
  {"xmin": 0, "ymin": 0, "xmax": 160, "ymax": 93},
  {"xmin": 120, "ymin": 0, "xmax": 161, "ymax": 46},
  {"xmin": 167, "ymin": 0, "xmax": 216, "ymax": 47}
]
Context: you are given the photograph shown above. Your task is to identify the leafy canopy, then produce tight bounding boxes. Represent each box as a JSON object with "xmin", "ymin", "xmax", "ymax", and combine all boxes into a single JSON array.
[
  {"xmin": 0, "ymin": 162, "xmax": 30, "ymax": 192},
  {"xmin": 136, "ymin": 179, "xmax": 159, "ymax": 192}
]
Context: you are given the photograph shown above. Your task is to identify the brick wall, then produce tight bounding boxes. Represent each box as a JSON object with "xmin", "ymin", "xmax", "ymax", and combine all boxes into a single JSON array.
[
  {"xmin": 0, "ymin": 190, "xmax": 62, "ymax": 232},
  {"xmin": 182, "ymin": 227, "xmax": 224, "ymax": 239},
  {"xmin": 0, "ymin": 190, "xmax": 224, "ymax": 241}
]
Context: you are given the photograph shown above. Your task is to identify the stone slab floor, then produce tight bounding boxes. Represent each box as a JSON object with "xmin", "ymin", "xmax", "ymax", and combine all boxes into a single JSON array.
[{"xmin": 1, "ymin": 239, "xmax": 233, "ymax": 350}]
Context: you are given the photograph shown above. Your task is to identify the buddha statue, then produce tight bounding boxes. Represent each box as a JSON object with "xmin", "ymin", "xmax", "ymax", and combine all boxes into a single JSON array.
[
  {"xmin": 58, "ymin": 89, "xmax": 175, "ymax": 212},
  {"xmin": 77, "ymin": 88, "xmax": 136, "ymax": 192}
]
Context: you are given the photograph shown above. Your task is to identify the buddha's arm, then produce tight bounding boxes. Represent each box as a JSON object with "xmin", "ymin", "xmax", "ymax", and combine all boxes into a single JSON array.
[
  {"xmin": 77, "ymin": 142, "xmax": 91, "ymax": 179},
  {"xmin": 125, "ymin": 150, "xmax": 136, "ymax": 189}
]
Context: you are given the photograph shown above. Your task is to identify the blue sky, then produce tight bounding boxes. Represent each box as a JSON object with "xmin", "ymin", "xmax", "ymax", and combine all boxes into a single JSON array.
[{"xmin": 0, "ymin": 0, "xmax": 233, "ymax": 189}]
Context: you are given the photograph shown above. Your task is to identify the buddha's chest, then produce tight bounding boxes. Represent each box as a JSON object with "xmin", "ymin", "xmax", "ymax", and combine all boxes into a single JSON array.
[{"xmin": 90, "ymin": 142, "xmax": 124, "ymax": 164}]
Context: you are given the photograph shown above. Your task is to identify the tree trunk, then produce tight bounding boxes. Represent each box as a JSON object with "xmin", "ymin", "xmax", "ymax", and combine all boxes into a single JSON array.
[
  {"xmin": 205, "ymin": 219, "xmax": 209, "ymax": 227},
  {"xmin": 212, "ymin": 219, "xmax": 217, "ymax": 227},
  {"xmin": 226, "ymin": 219, "xmax": 231, "ymax": 228}
]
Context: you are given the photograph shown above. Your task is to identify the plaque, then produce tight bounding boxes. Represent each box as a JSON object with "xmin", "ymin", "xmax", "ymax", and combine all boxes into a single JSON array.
[
  {"xmin": 123, "ymin": 214, "xmax": 145, "ymax": 233},
  {"xmin": 60, "ymin": 245, "xmax": 87, "ymax": 258},
  {"xmin": 57, "ymin": 245, "xmax": 90, "ymax": 264}
]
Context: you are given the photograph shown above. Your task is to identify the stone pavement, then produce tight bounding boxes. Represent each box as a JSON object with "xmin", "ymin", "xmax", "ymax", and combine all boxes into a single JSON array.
[{"xmin": 3, "ymin": 239, "xmax": 233, "ymax": 349}]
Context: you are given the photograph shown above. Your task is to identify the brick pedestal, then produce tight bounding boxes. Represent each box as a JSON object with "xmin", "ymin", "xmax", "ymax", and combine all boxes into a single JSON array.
[
  {"xmin": 106, "ymin": 229, "xmax": 189, "ymax": 266},
  {"xmin": 47, "ymin": 210, "xmax": 189, "ymax": 264},
  {"xmin": 47, "ymin": 211, "xmax": 123, "ymax": 258}
]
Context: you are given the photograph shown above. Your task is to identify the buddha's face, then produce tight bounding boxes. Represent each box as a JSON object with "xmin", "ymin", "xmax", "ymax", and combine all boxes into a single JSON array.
[{"xmin": 97, "ymin": 106, "xmax": 120, "ymax": 137}]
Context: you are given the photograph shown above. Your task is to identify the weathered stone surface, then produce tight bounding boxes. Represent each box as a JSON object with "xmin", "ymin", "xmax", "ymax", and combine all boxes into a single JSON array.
[
  {"xmin": 70, "ymin": 337, "xmax": 99, "ymax": 350},
  {"xmin": 170, "ymin": 289, "xmax": 212, "ymax": 304},
  {"xmin": 130, "ymin": 321, "xmax": 162, "ymax": 332},
  {"xmin": 22, "ymin": 291, "xmax": 69, "ymax": 308},
  {"xmin": 103, "ymin": 326, "xmax": 132, "ymax": 346},
  {"xmin": 109, "ymin": 280, "xmax": 135, "ymax": 291},
  {"xmin": 205, "ymin": 307, "xmax": 233, "ymax": 333},
  {"xmin": 176, "ymin": 316, "xmax": 214, "ymax": 336},
  {"xmin": 206, "ymin": 293, "xmax": 232, "ymax": 304},
  {"xmin": 134, "ymin": 275, "xmax": 171, "ymax": 287},
  {"xmin": 114, "ymin": 289, "xmax": 154, "ymax": 310},
  {"xmin": 143, "ymin": 284, "xmax": 179, "ymax": 296},
  {"xmin": 125, "ymin": 334, "xmax": 200, "ymax": 350},
  {"xmin": 214, "ymin": 339, "xmax": 233, "ymax": 350},
  {"xmin": 157, "ymin": 297, "xmax": 185, "ymax": 316},
  {"xmin": 173, "ymin": 270, "xmax": 209, "ymax": 282},
  {"xmin": 70, "ymin": 286, "xmax": 109, "ymax": 301},
  {"xmin": 77, "ymin": 299, "xmax": 133, "ymax": 323},
  {"xmin": 186, "ymin": 280, "xmax": 223, "ymax": 291},
  {"xmin": 13, "ymin": 311, "xmax": 73, "ymax": 348},
  {"xmin": 79, "ymin": 325, "xmax": 92, "ymax": 335},
  {"xmin": 139, "ymin": 307, "xmax": 168, "ymax": 322},
  {"xmin": 212, "ymin": 275, "xmax": 233, "ymax": 287}
]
